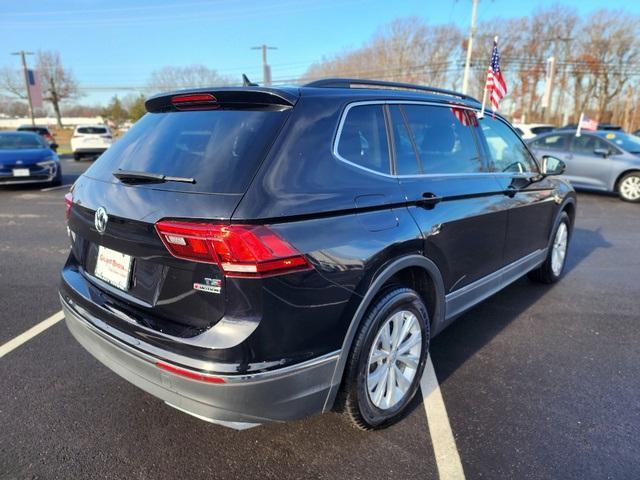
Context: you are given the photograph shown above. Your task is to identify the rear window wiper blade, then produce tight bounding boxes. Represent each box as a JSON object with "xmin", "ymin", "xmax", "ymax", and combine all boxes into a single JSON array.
[{"xmin": 113, "ymin": 169, "xmax": 196, "ymax": 185}]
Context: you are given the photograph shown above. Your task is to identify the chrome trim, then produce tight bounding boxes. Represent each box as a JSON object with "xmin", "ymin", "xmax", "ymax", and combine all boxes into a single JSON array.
[
  {"xmin": 444, "ymin": 248, "xmax": 547, "ymax": 321},
  {"xmin": 61, "ymin": 293, "xmax": 340, "ymax": 379},
  {"xmin": 331, "ymin": 100, "xmax": 539, "ymax": 179}
]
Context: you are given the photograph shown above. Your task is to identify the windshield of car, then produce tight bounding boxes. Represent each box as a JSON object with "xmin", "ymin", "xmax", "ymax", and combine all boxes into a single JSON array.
[
  {"xmin": 0, "ymin": 133, "xmax": 46, "ymax": 149},
  {"xmin": 596, "ymin": 132, "xmax": 640, "ymax": 154},
  {"xmin": 84, "ymin": 108, "xmax": 289, "ymax": 194}
]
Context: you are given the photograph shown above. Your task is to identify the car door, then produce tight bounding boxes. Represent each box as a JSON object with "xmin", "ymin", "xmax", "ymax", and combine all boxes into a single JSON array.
[
  {"xmin": 477, "ymin": 115, "xmax": 557, "ymax": 265},
  {"xmin": 567, "ymin": 134, "xmax": 618, "ymax": 190},
  {"xmin": 389, "ymin": 103, "xmax": 508, "ymax": 295}
]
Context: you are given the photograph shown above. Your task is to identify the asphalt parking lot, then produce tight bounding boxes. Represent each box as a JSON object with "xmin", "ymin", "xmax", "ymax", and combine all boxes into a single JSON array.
[{"xmin": 1, "ymin": 159, "xmax": 639, "ymax": 479}]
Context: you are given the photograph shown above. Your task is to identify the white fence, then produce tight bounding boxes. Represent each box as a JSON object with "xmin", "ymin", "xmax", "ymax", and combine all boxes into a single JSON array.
[{"xmin": 0, "ymin": 117, "xmax": 105, "ymax": 129}]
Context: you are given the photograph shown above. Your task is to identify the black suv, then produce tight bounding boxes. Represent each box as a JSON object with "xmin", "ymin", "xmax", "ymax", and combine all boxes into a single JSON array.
[{"xmin": 60, "ymin": 79, "xmax": 576, "ymax": 430}]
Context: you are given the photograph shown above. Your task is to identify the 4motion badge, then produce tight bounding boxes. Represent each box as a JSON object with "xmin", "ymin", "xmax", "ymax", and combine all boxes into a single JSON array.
[{"xmin": 193, "ymin": 278, "xmax": 222, "ymax": 294}]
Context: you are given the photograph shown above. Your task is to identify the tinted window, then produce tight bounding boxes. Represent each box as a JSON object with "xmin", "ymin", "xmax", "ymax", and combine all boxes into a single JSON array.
[
  {"xmin": 77, "ymin": 127, "xmax": 108, "ymax": 135},
  {"xmin": 530, "ymin": 126, "xmax": 554, "ymax": 135},
  {"xmin": 85, "ymin": 109, "xmax": 289, "ymax": 193},
  {"xmin": 480, "ymin": 116, "xmax": 539, "ymax": 173},
  {"xmin": 0, "ymin": 133, "xmax": 46, "ymax": 149},
  {"xmin": 530, "ymin": 134, "xmax": 568, "ymax": 150},
  {"xmin": 17, "ymin": 126, "xmax": 48, "ymax": 134},
  {"xmin": 571, "ymin": 135, "xmax": 611, "ymax": 155},
  {"xmin": 402, "ymin": 105, "xmax": 483, "ymax": 174},
  {"xmin": 389, "ymin": 105, "xmax": 420, "ymax": 175},
  {"xmin": 337, "ymin": 105, "xmax": 390, "ymax": 174}
]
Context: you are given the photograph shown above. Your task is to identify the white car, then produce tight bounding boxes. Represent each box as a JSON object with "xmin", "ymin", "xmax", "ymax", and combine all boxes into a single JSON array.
[
  {"xmin": 71, "ymin": 125, "xmax": 113, "ymax": 160},
  {"xmin": 512, "ymin": 123, "xmax": 555, "ymax": 139}
]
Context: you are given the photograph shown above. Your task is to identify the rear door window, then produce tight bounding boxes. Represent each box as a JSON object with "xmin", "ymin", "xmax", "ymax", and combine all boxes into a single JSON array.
[
  {"xmin": 336, "ymin": 104, "xmax": 391, "ymax": 174},
  {"xmin": 388, "ymin": 105, "xmax": 421, "ymax": 175},
  {"xmin": 402, "ymin": 104, "xmax": 484, "ymax": 174},
  {"xmin": 571, "ymin": 135, "xmax": 613, "ymax": 155},
  {"xmin": 84, "ymin": 109, "xmax": 289, "ymax": 194}
]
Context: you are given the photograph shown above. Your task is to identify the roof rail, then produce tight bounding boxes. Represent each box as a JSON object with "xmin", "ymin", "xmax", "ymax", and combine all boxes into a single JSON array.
[{"xmin": 304, "ymin": 78, "xmax": 479, "ymax": 103}]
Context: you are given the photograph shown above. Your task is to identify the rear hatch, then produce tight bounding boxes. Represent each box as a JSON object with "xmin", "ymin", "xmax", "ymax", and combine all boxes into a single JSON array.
[{"xmin": 65, "ymin": 89, "xmax": 296, "ymax": 335}]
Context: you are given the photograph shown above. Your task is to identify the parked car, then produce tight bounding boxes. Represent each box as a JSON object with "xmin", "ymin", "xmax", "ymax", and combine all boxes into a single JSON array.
[
  {"xmin": 528, "ymin": 130, "xmax": 640, "ymax": 202},
  {"xmin": 512, "ymin": 123, "xmax": 555, "ymax": 139},
  {"xmin": 16, "ymin": 124, "xmax": 58, "ymax": 152},
  {"xmin": 558, "ymin": 123, "xmax": 622, "ymax": 132},
  {"xmin": 60, "ymin": 79, "xmax": 576, "ymax": 431},
  {"xmin": 0, "ymin": 131, "xmax": 61, "ymax": 186},
  {"xmin": 70, "ymin": 124, "xmax": 113, "ymax": 160},
  {"xmin": 633, "ymin": 129, "xmax": 640, "ymax": 137}
]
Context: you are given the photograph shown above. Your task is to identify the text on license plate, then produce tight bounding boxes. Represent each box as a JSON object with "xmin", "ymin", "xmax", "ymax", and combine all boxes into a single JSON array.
[
  {"xmin": 94, "ymin": 246, "xmax": 132, "ymax": 291},
  {"xmin": 13, "ymin": 168, "xmax": 29, "ymax": 177}
]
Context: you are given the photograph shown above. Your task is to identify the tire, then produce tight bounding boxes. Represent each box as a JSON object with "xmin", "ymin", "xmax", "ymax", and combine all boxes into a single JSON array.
[
  {"xmin": 341, "ymin": 286, "xmax": 430, "ymax": 430},
  {"xmin": 617, "ymin": 172, "xmax": 640, "ymax": 203},
  {"xmin": 528, "ymin": 211, "xmax": 571, "ymax": 284}
]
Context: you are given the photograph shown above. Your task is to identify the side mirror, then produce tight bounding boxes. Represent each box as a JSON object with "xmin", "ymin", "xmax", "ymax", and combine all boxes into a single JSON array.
[
  {"xmin": 542, "ymin": 155, "xmax": 565, "ymax": 176},
  {"xmin": 593, "ymin": 147, "xmax": 610, "ymax": 157}
]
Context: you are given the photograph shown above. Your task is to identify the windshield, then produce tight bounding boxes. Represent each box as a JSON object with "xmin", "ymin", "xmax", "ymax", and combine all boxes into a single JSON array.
[
  {"xmin": 84, "ymin": 108, "xmax": 289, "ymax": 194},
  {"xmin": 596, "ymin": 132, "xmax": 640, "ymax": 153},
  {"xmin": 0, "ymin": 134, "xmax": 46, "ymax": 150}
]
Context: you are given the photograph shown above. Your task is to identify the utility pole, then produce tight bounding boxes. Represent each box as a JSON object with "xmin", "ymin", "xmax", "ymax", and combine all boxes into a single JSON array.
[
  {"xmin": 541, "ymin": 56, "xmax": 556, "ymax": 123},
  {"xmin": 623, "ymin": 86, "xmax": 632, "ymax": 132},
  {"xmin": 251, "ymin": 44, "xmax": 277, "ymax": 86},
  {"xmin": 461, "ymin": 0, "xmax": 478, "ymax": 95},
  {"xmin": 11, "ymin": 50, "xmax": 36, "ymax": 126}
]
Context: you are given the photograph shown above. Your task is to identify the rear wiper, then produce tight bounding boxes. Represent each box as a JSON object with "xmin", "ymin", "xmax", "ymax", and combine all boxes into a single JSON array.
[{"xmin": 113, "ymin": 169, "xmax": 196, "ymax": 185}]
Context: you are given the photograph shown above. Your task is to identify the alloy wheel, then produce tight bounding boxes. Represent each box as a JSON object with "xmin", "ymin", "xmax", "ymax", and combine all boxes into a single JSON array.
[
  {"xmin": 366, "ymin": 310, "xmax": 422, "ymax": 410},
  {"xmin": 551, "ymin": 222, "xmax": 568, "ymax": 276},
  {"xmin": 620, "ymin": 176, "xmax": 640, "ymax": 201}
]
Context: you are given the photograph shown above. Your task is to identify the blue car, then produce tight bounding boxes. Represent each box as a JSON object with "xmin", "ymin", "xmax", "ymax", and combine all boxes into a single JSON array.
[{"xmin": 0, "ymin": 131, "xmax": 62, "ymax": 187}]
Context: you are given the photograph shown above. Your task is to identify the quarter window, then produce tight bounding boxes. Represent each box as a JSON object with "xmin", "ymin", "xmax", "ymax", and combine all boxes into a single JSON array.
[
  {"xmin": 337, "ymin": 105, "xmax": 390, "ymax": 174},
  {"xmin": 402, "ymin": 105, "xmax": 484, "ymax": 174},
  {"xmin": 480, "ymin": 116, "xmax": 539, "ymax": 173}
]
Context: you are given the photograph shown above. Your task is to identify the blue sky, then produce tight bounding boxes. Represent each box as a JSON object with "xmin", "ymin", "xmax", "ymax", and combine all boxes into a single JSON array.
[{"xmin": 1, "ymin": 0, "xmax": 637, "ymax": 105}]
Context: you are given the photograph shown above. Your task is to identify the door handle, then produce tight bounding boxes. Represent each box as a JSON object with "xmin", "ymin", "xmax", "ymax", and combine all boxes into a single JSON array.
[
  {"xmin": 417, "ymin": 192, "xmax": 443, "ymax": 209},
  {"xmin": 504, "ymin": 185, "xmax": 518, "ymax": 198}
]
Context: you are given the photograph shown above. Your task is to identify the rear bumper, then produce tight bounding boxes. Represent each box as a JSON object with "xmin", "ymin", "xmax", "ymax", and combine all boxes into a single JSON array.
[
  {"xmin": 61, "ymin": 294, "xmax": 339, "ymax": 428},
  {"xmin": 72, "ymin": 148, "xmax": 108, "ymax": 155}
]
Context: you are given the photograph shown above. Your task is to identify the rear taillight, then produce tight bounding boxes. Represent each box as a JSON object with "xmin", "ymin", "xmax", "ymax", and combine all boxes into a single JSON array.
[
  {"xmin": 171, "ymin": 93, "xmax": 219, "ymax": 111},
  {"xmin": 64, "ymin": 192, "xmax": 73, "ymax": 219},
  {"xmin": 155, "ymin": 220, "xmax": 311, "ymax": 278},
  {"xmin": 44, "ymin": 133, "xmax": 54, "ymax": 141}
]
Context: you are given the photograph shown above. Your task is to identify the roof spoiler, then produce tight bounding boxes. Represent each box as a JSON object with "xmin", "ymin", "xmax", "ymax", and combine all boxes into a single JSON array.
[{"xmin": 145, "ymin": 87, "xmax": 298, "ymax": 113}]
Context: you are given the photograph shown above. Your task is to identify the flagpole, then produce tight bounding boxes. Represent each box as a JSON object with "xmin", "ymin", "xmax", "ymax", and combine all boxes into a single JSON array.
[
  {"xmin": 576, "ymin": 112, "xmax": 583, "ymax": 137},
  {"xmin": 479, "ymin": 36, "xmax": 498, "ymax": 119}
]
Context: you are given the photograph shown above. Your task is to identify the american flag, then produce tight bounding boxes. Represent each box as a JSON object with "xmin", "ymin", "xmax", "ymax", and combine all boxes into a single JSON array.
[
  {"xmin": 579, "ymin": 113, "xmax": 598, "ymax": 131},
  {"xmin": 485, "ymin": 39, "xmax": 507, "ymax": 111},
  {"xmin": 27, "ymin": 69, "xmax": 43, "ymax": 109}
]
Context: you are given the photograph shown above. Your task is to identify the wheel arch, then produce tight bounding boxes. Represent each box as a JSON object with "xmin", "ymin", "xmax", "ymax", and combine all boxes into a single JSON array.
[{"xmin": 322, "ymin": 255, "xmax": 445, "ymax": 412}]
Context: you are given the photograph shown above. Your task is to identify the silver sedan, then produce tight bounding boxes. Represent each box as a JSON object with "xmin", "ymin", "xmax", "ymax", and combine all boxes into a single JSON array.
[{"xmin": 528, "ymin": 130, "xmax": 640, "ymax": 202}]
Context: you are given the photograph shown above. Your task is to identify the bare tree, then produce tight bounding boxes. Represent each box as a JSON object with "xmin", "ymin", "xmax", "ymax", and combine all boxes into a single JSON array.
[
  {"xmin": 37, "ymin": 51, "xmax": 79, "ymax": 127},
  {"xmin": 146, "ymin": 65, "xmax": 233, "ymax": 93},
  {"xmin": 0, "ymin": 66, "xmax": 28, "ymax": 100}
]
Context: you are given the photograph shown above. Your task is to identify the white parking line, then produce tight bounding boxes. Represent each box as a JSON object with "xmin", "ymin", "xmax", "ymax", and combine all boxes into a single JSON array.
[
  {"xmin": 40, "ymin": 184, "xmax": 72, "ymax": 192},
  {"xmin": 0, "ymin": 311, "xmax": 64, "ymax": 359},
  {"xmin": 421, "ymin": 356, "xmax": 466, "ymax": 480}
]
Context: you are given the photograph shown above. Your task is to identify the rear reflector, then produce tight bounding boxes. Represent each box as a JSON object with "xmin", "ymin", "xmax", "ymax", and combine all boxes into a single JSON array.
[
  {"xmin": 64, "ymin": 192, "xmax": 73, "ymax": 219},
  {"xmin": 171, "ymin": 93, "xmax": 218, "ymax": 110},
  {"xmin": 155, "ymin": 220, "xmax": 311, "ymax": 278},
  {"xmin": 155, "ymin": 361, "xmax": 225, "ymax": 384}
]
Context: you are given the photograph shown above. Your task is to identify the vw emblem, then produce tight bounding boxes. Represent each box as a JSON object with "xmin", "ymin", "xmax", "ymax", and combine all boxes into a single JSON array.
[{"xmin": 94, "ymin": 207, "xmax": 108, "ymax": 234}]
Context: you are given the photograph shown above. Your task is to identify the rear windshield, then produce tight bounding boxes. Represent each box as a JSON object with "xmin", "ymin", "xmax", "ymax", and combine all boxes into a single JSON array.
[
  {"xmin": 77, "ymin": 127, "xmax": 108, "ymax": 135},
  {"xmin": 17, "ymin": 127, "xmax": 48, "ymax": 134},
  {"xmin": 84, "ymin": 109, "xmax": 289, "ymax": 193}
]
